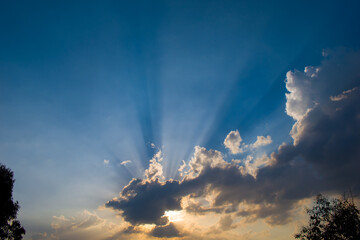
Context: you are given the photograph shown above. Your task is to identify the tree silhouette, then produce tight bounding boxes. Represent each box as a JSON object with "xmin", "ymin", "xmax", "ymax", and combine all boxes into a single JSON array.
[
  {"xmin": 0, "ymin": 164, "xmax": 25, "ymax": 240},
  {"xmin": 294, "ymin": 194, "xmax": 360, "ymax": 240}
]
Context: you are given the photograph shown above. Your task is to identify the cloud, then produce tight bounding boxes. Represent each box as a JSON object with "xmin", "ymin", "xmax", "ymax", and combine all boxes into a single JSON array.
[
  {"xmin": 106, "ymin": 154, "xmax": 288, "ymax": 226},
  {"xmin": 32, "ymin": 210, "xmax": 122, "ymax": 240},
  {"xmin": 104, "ymin": 159, "xmax": 110, "ymax": 165},
  {"xmin": 224, "ymin": 130, "xmax": 244, "ymax": 154},
  {"xmin": 150, "ymin": 223, "xmax": 182, "ymax": 238},
  {"xmin": 218, "ymin": 215, "xmax": 234, "ymax": 231},
  {"xmin": 251, "ymin": 136, "xmax": 272, "ymax": 148},
  {"xmin": 281, "ymin": 86, "xmax": 360, "ymax": 187},
  {"xmin": 144, "ymin": 150, "xmax": 164, "ymax": 181},
  {"xmin": 104, "ymin": 225, "xmax": 143, "ymax": 240},
  {"xmin": 105, "ymin": 179, "xmax": 185, "ymax": 225},
  {"xmin": 106, "ymin": 49, "xmax": 360, "ymax": 232},
  {"xmin": 187, "ymin": 146, "xmax": 228, "ymax": 178},
  {"xmin": 239, "ymin": 154, "xmax": 274, "ymax": 178},
  {"xmin": 178, "ymin": 160, "xmax": 187, "ymax": 177},
  {"xmin": 276, "ymin": 48, "xmax": 360, "ymax": 190},
  {"xmin": 330, "ymin": 87, "xmax": 358, "ymax": 101},
  {"xmin": 120, "ymin": 160, "xmax": 132, "ymax": 166},
  {"xmin": 106, "ymin": 222, "xmax": 183, "ymax": 239},
  {"xmin": 105, "ymin": 145, "xmax": 303, "ymax": 226},
  {"xmin": 285, "ymin": 48, "xmax": 360, "ymax": 122},
  {"xmin": 30, "ymin": 232, "xmax": 48, "ymax": 240},
  {"xmin": 51, "ymin": 210, "xmax": 104, "ymax": 232},
  {"xmin": 285, "ymin": 66, "xmax": 320, "ymax": 121},
  {"xmin": 224, "ymin": 130, "xmax": 272, "ymax": 154}
]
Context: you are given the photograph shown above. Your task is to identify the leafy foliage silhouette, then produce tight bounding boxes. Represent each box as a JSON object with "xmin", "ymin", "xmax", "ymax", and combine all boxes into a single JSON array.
[
  {"xmin": 294, "ymin": 194, "xmax": 360, "ymax": 240},
  {"xmin": 0, "ymin": 164, "xmax": 25, "ymax": 240}
]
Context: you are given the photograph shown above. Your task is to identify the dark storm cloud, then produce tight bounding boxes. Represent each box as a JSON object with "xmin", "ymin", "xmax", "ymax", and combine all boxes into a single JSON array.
[
  {"xmin": 105, "ymin": 178, "xmax": 203, "ymax": 225},
  {"xmin": 150, "ymin": 223, "xmax": 182, "ymax": 238},
  {"xmin": 106, "ymin": 163, "xmax": 312, "ymax": 225},
  {"xmin": 106, "ymin": 49, "xmax": 360, "ymax": 226},
  {"xmin": 278, "ymin": 90, "xmax": 360, "ymax": 189}
]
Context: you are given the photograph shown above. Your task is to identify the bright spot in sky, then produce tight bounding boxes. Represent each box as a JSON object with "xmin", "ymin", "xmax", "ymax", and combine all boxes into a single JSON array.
[{"xmin": 164, "ymin": 210, "xmax": 184, "ymax": 222}]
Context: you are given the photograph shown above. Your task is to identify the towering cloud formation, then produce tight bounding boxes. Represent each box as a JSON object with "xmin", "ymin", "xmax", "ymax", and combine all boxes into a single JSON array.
[
  {"xmin": 144, "ymin": 150, "xmax": 164, "ymax": 181},
  {"xmin": 280, "ymin": 49, "xmax": 360, "ymax": 187},
  {"xmin": 106, "ymin": 49, "xmax": 360, "ymax": 235}
]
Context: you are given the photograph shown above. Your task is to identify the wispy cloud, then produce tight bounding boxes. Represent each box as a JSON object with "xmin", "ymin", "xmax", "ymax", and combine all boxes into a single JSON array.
[{"xmin": 120, "ymin": 160, "xmax": 132, "ymax": 166}]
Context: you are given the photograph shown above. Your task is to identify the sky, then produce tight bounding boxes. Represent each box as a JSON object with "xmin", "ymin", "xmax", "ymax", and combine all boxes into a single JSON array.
[{"xmin": 1, "ymin": 0, "xmax": 360, "ymax": 239}]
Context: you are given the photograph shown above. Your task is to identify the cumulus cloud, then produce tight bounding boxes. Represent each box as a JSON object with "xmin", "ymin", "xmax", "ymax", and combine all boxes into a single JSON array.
[
  {"xmin": 225, "ymin": 130, "xmax": 272, "ymax": 155},
  {"xmin": 106, "ymin": 49, "xmax": 360, "ymax": 233},
  {"xmin": 286, "ymin": 48, "xmax": 360, "ymax": 122},
  {"xmin": 144, "ymin": 150, "xmax": 164, "ymax": 181},
  {"xmin": 239, "ymin": 154, "xmax": 274, "ymax": 178},
  {"xmin": 283, "ymin": 87, "xmax": 360, "ymax": 184},
  {"xmin": 150, "ymin": 223, "xmax": 182, "ymax": 238},
  {"xmin": 187, "ymin": 146, "xmax": 228, "ymax": 178},
  {"xmin": 285, "ymin": 66, "xmax": 320, "ymax": 121},
  {"xmin": 277, "ymin": 48, "xmax": 360, "ymax": 189},
  {"xmin": 105, "ymin": 179, "xmax": 185, "ymax": 225},
  {"xmin": 224, "ymin": 130, "xmax": 244, "ymax": 154},
  {"xmin": 106, "ymin": 151, "xmax": 289, "ymax": 226},
  {"xmin": 251, "ymin": 136, "xmax": 272, "ymax": 148},
  {"xmin": 106, "ymin": 144, "xmax": 307, "ymax": 226},
  {"xmin": 178, "ymin": 160, "xmax": 187, "ymax": 177}
]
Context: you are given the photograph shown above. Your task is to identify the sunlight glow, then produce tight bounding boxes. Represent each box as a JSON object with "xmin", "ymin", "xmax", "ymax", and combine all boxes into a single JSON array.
[{"xmin": 164, "ymin": 210, "xmax": 184, "ymax": 222}]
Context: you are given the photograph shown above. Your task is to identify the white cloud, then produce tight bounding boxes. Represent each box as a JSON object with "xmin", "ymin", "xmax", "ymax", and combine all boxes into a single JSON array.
[
  {"xmin": 239, "ymin": 154, "xmax": 274, "ymax": 178},
  {"xmin": 187, "ymin": 146, "xmax": 229, "ymax": 178},
  {"xmin": 251, "ymin": 135, "xmax": 272, "ymax": 148},
  {"xmin": 178, "ymin": 160, "xmax": 187, "ymax": 177},
  {"xmin": 286, "ymin": 49, "xmax": 360, "ymax": 143},
  {"xmin": 225, "ymin": 131, "xmax": 271, "ymax": 153},
  {"xmin": 103, "ymin": 159, "xmax": 109, "ymax": 165},
  {"xmin": 285, "ymin": 48, "xmax": 360, "ymax": 122},
  {"xmin": 224, "ymin": 130, "xmax": 244, "ymax": 154},
  {"xmin": 144, "ymin": 150, "xmax": 164, "ymax": 181},
  {"xmin": 120, "ymin": 160, "xmax": 132, "ymax": 166},
  {"xmin": 285, "ymin": 67, "xmax": 319, "ymax": 121}
]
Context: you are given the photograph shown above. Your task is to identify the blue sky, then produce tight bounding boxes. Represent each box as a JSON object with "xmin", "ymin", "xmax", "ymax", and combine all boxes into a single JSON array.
[{"xmin": 1, "ymin": 1, "xmax": 360, "ymax": 239}]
